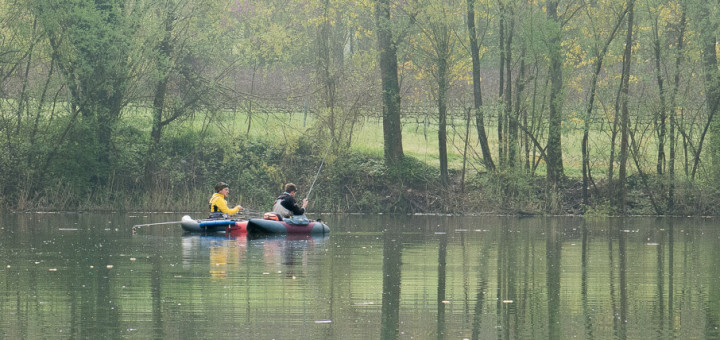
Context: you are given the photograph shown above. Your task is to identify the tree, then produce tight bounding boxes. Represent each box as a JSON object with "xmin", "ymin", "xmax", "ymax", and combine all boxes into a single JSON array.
[
  {"xmin": 410, "ymin": 0, "xmax": 464, "ymax": 186},
  {"xmin": 466, "ymin": 0, "xmax": 495, "ymax": 171},
  {"xmin": 375, "ymin": 0, "xmax": 405, "ymax": 166},
  {"xmin": 616, "ymin": 0, "xmax": 634, "ymax": 213},
  {"xmin": 667, "ymin": 1, "xmax": 687, "ymax": 212},
  {"xmin": 144, "ymin": 0, "xmax": 232, "ymax": 186},
  {"xmin": 581, "ymin": 3, "xmax": 627, "ymax": 206},
  {"xmin": 33, "ymin": 0, "xmax": 143, "ymax": 185},
  {"xmin": 545, "ymin": 0, "xmax": 565, "ymax": 208},
  {"xmin": 695, "ymin": 0, "xmax": 720, "ymax": 180}
]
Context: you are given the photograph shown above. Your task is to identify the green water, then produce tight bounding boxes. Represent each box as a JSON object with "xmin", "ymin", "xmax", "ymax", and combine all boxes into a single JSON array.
[{"xmin": 1, "ymin": 213, "xmax": 718, "ymax": 339}]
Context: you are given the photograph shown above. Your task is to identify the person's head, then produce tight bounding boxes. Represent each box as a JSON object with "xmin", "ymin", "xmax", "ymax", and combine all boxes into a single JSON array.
[
  {"xmin": 215, "ymin": 182, "xmax": 229, "ymax": 193},
  {"xmin": 284, "ymin": 183, "xmax": 298, "ymax": 195}
]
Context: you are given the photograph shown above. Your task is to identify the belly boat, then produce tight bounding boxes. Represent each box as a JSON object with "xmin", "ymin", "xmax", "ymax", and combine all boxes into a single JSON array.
[
  {"xmin": 181, "ymin": 215, "xmax": 247, "ymax": 233},
  {"xmin": 246, "ymin": 217, "xmax": 330, "ymax": 235}
]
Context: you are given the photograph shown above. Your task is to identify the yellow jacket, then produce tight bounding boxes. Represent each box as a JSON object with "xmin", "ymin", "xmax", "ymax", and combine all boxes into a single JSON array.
[{"xmin": 209, "ymin": 193, "xmax": 240, "ymax": 215}]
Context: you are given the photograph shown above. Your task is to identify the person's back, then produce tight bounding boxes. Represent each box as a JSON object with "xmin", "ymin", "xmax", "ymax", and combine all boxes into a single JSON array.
[{"xmin": 272, "ymin": 183, "xmax": 308, "ymax": 218}]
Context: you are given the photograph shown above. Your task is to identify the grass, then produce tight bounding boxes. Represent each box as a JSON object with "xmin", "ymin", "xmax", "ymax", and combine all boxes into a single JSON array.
[{"xmin": 126, "ymin": 104, "xmax": 687, "ymax": 182}]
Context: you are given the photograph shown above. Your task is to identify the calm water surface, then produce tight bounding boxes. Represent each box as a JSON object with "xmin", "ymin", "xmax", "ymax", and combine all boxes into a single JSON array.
[{"xmin": 1, "ymin": 213, "xmax": 720, "ymax": 339}]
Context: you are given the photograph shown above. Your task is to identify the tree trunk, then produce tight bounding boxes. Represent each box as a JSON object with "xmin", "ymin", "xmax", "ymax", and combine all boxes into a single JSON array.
[
  {"xmin": 375, "ymin": 0, "xmax": 404, "ymax": 166},
  {"xmin": 667, "ymin": 7, "xmax": 686, "ymax": 213},
  {"xmin": 505, "ymin": 15, "xmax": 516, "ymax": 167},
  {"xmin": 318, "ymin": 0, "xmax": 338, "ymax": 144},
  {"xmin": 651, "ymin": 14, "xmax": 666, "ymax": 175},
  {"xmin": 438, "ymin": 56, "xmax": 449, "ymax": 186},
  {"xmin": 146, "ymin": 12, "xmax": 174, "ymax": 186},
  {"xmin": 546, "ymin": 0, "xmax": 564, "ymax": 205},
  {"xmin": 617, "ymin": 0, "xmax": 634, "ymax": 213},
  {"xmin": 461, "ymin": 107, "xmax": 471, "ymax": 193},
  {"xmin": 497, "ymin": 3, "xmax": 505, "ymax": 166},
  {"xmin": 466, "ymin": 0, "xmax": 494, "ymax": 171},
  {"xmin": 512, "ymin": 45, "xmax": 524, "ymax": 170},
  {"xmin": 697, "ymin": 0, "xmax": 720, "ymax": 180},
  {"xmin": 582, "ymin": 8, "xmax": 627, "ymax": 206}
]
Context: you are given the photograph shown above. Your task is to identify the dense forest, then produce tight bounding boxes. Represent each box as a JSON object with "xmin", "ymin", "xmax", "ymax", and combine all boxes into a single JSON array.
[{"xmin": 1, "ymin": 0, "xmax": 720, "ymax": 216}]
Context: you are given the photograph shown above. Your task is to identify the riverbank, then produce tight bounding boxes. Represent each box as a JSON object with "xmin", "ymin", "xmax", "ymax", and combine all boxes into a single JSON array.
[{"xmin": 7, "ymin": 147, "xmax": 719, "ymax": 217}]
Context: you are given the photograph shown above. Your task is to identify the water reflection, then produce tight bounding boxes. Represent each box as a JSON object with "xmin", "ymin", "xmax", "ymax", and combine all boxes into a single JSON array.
[
  {"xmin": 546, "ymin": 219, "xmax": 562, "ymax": 340},
  {"xmin": 4, "ymin": 214, "xmax": 720, "ymax": 339},
  {"xmin": 381, "ymin": 228, "xmax": 402, "ymax": 340},
  {"xmin": 181, "ymin": 234, "xmax": 329, "ymax": 279}
]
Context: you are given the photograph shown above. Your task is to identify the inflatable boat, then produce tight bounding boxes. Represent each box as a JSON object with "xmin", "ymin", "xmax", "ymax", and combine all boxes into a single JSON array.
[
  {"xmin": 180, "ymin": 215, "xmax": 247, "ymax": 233},
  {"xmin": 181, "ymin": 214, "xmax": 329, "ymax": 236},
  {"xmin": 246, "ymin": 214, "xmax": 330, "ymax": 235}
]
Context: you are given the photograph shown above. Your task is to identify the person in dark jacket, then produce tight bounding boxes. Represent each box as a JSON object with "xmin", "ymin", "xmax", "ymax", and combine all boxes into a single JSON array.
[{"xmin": 273, "ymin": 183, "xmax": 308, "ymax": 218}]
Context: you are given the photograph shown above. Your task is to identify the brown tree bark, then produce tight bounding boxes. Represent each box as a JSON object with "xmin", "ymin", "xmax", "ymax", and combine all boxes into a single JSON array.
[
  {"xmin": 375, "ymin": 0, "xmax": 404, "ymax": 166},
  {"xmin": 546, "ymin": 0, "xmax": 564, "ymax": 209},
  {"xmin": 466, "ymin": 0, "xmax": 495, "ymax": 171},
  {"xmin": 617, "ymin": 0, "xmax": 634, "ymax": 213}
]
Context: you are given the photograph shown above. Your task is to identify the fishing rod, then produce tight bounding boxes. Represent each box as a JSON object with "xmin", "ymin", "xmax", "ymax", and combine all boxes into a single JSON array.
[
  {"xmin": 131, "ymin": 220, "xmax": 182, "ymax": 234},
  {"xmin": 132, "ymin": 220, "xmax": 182, "ymax": 228},
  {"xmin": 306, "ymin": 145, "xmax": 332, "ymax": 200}
]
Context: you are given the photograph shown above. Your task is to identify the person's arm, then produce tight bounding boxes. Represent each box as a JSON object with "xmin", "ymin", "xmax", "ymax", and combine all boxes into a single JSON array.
[
  {"xmin": 282, "ymin": 197, "xmax": 305, "ymax": 215},
  {"xmin": 215, "ymin": 196, "xmax": 242, "ymax": 215}
]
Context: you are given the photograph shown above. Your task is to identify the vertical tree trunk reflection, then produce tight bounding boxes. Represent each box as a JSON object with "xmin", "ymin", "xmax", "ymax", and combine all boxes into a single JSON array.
[
  {"xmin": 436, "ymin": 233, "xmax": 447, "ymax": 339},
  {"xmin": 546, "ymin": 219, "xmax": 562, "ymax": 339},
  {"xmin": 581, "ymin": 222, "xmax": 594, "ymax": 338},
  {"xmin": 618, "ymin": 221, "xmax": 628, "ymax": 340},
  {"xmin": 381, "ymin": 229, "xmax": 403, "ymax": 340},
  {"xmin": 471, "ymin": 235, "xmax": 491, "ymax": 340},
  {"xmin": 656, "ymin": 220, "xmax": 666, "ymax": 333},
  {"xmin": 667, "ymin": 220, "xmax": 674, "ymax": 333}
]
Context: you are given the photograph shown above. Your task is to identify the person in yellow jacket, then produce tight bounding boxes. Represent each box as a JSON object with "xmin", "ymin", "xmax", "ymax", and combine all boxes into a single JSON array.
[{"xmin": 209, "ymin": 182, "xmax": 243, "ymax": 218}]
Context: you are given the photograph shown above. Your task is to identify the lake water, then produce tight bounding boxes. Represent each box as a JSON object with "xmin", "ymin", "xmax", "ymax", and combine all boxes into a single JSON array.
[{"xmin": 1, "ymin": 213, "xmax": 719, "ymax": 339}]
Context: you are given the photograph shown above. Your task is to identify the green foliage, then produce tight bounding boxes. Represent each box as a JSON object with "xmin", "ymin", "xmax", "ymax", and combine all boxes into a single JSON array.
[
  {"xmin": 387, "ymin": 156, "xmax": 440, "ymax": 189},
  {"xmin": 582, "ymin": 201, "xmax": 616, "ymax": 217},
  {"xmin": 467, "ymin": 169, "xmax": 542, "ymax": 214}
]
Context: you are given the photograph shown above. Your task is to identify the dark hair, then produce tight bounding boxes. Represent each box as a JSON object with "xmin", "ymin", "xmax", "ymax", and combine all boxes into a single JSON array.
[
  {"xmin": 284, "ymin": 183, "xmax": 297, "ymax": 193},
  {"xmin": 214, "ymin": 182, "xmax": 229, "ymax": 192}
]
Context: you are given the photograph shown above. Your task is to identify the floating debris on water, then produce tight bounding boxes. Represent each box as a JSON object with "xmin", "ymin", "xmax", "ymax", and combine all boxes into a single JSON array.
[
  {"xmin": 646, "ymin": 243, "xmax": 660, "ymax": 246},
  {"xmin": 354, "ymin": 302, "xmax": 375, "ymax": 306},
  {"xmin": 315, "ymin": 320, "xmax": 332, "ymax": 324},
  {"xmin": 502, "ymin": 300, "xmax": 513, "ymax": 304}
]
